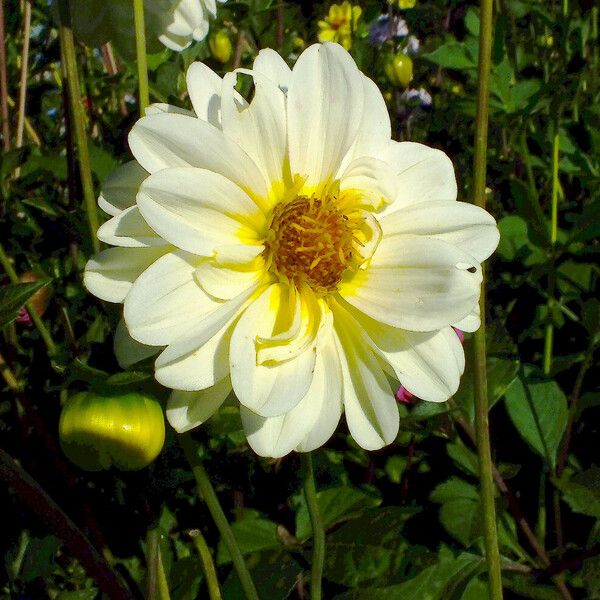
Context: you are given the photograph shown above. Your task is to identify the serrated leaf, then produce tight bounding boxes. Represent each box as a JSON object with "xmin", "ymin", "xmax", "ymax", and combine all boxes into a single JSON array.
[
  {"xmin": 504, "ymin": 369, "xmax": 568, "ymax": 469},
  {"xmin": 556, "ymin": 466, "xmax": 600, "ymax": 518}
]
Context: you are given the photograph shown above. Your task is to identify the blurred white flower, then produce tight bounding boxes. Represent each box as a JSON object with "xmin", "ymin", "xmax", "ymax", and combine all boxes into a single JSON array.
[
  {"xmin": 85, "ymin": 43, "xmax": 499, "ymax": 457},
  {"xmin": 69, "ymin": 0, "xmax": 225, "ymax": 55},
  {"xmin": 150, "ymin": 0, "xmax": 226, "ymax": 51}
]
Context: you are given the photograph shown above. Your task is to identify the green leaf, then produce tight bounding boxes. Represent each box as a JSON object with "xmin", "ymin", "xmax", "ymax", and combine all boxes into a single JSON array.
[
  {"xmin": 295, "ymin": 485, "xmax": 381, "ymax": 541},
  {"xmin": 169, "ymin": 557, "xmax": 203, "ymax": 600},
  {"xmin": 217, "ymin": 515, "xmax": 281, "ymax": 564},
  {"xmin": 323, "ymin": 506, "xmax": 419, "ymax": 587},
  {"xmin": 555, "ymin": 466, "xmax": 600, "ymax": 518},
  {"xmin": 423, "ymin": 41, "xmax": 477, "ymax": 70},
  {"xmin": 20, "ymin": 535, "xmax": 60, "ymax": 582},
  {"xmin": 430, "ymin": 479, "xmax": 480, "ymax": 547},
  {"xmin": 453, "ymin": 323, "xmax": 519, "ymax": 422},
  {"xmin": 503, "ymin": 573, "xmax": 562, "ymax": 599},
  {"xmin": 333, "ymin": 551, "xmax": 484, "ymax": 600},
  {"xmin": 504, "ymin": 368, "xmax": 568, "ymax": 469},
  {"xmin": 222, "ymin": 550, "xmax": 301, "ymax": 600},
  {"xmin": 0, "ymin": 279, "xmax": 51, "ymax": 329}
]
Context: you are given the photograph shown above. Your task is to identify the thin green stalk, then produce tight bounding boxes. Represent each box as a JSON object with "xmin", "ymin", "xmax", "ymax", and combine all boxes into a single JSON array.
[
  {"xmin": 190, "ymin": 529, "xmax": 223, "ymax": 600},
  {"xmin": 0, "ymin": 241, "xmax": 58, "ymax": 357},
  {"xmin": 57, "ymin": 0, "xmax": 100, "ymax": 254},
  {"xmin": 133, "ymin": 0, "xmax": 149, "ymax": 113},
  {"xmin": 543, "ymin": 130, "xmax": 560, "ymax": 375},
  {"xmin": 16, "ymin": 0, "xmax": 31, "ymax": 150},
  {"xmin": 146, "ymin": 528, "xmax": 171, "ymax": 600},
  {"xmin": 180, "ymin": 434, "xmax": 259, "ymax": 600},
  {"xmin": 471, "ymin": 0, "xmax": 503, "ymax": 595},
  {"xmin": 302, "ymin": 453, "xmax": 325, "ymax": 600}
]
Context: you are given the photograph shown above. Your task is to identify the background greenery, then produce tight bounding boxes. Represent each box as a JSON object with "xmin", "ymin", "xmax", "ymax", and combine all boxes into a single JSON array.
[{"xmin": 0, "ymin": 0, "xmax": 599, "ymax": 598}]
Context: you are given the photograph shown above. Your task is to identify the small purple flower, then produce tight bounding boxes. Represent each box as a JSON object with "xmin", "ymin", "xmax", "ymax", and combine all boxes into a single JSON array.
[
  {"xmin": 395, "ymin": 386, "xmax": 415, "ymax": 405},
  {"xmin": 16, "ymin": 307, "xmax": 32, "ymax": 325},
  {"xmin": 402, "ymin": 87, "xmax": 432, "ymax": 107},
  {"xmin": 368, "ymin": 15, "xmax": 408, "ymax": 45},
  {"xmin": 403, "ymin": 35, "xmax": 420, "ymax": 55}
]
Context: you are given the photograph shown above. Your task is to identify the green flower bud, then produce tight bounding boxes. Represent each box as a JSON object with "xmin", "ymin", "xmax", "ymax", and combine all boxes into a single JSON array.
[
  {"xmin": 59, "ymin": 391, "xmax": 165, "ymax": 471},
  {"xmin": 385, "ymin": 54, "xmax": 413, "ymax": 88},
  {"xmin": 209, "ymin": 30, "xmax": 233, "ymax": 64}
]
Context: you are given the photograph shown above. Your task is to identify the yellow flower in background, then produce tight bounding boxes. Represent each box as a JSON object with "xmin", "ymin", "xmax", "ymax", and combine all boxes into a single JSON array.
[
  {"xmin": 209, "ymin": 30, "xmax": 233, "ymax": 63},
  {"xmin": 318, "ymin": 2, "xmax": 362, "ymax": 50},
  {"xmin": 396, "ymin": 0, "xmax": 416, "ymax": 8}
]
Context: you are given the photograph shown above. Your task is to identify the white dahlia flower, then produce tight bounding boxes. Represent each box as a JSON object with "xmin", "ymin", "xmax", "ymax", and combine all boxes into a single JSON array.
[{"xmin": 85, "ymin": 42, "xmax": 499, "ymax": 457}]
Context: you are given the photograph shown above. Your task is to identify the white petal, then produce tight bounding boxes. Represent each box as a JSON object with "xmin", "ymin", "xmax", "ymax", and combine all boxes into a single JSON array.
[
  {"xmin": 229, "ymin": 284, "xmax": 316, "ymax": 417},
  {"xmin": 186, "ymin": 62, "xmax": 222, "ymax": 126},
  {"xmin": 144, "ymin": 103, "xmax": 195, "ymax": 117},
  {"xmin": 98, "ymin": 161, "xmax": 147, "ymax": 216},
  {"xmin": 84, "ymin": 246, "xmax": 168, "ymax": 303},
  {"xmin": 252, "ymin": 49, "xmax": 292, "ymax": 91},
  {"xmin": 332, "ymin": 303, "xmax": 399, "ymax": 450},
  {"xmin": 254, "ymin": 286, "xmax": 331, "ymax": 364},
  {"xmin": 241, "ymin": 335, "xmax": 341, "ymax": 457},
  {"xmin": 296, "ymin": 338, "xmax": 343, "ymax": 452},
  {"xmin": 345, "ymin": 303, "xmax": 464, "ymax": 402},
  {"xmin": 137, "ymin": 167, "xmax": 265, "ymax": 256},
  {"xmin": 114, "ymin": 318, "xmax": 161, "ymax": 368},
  {"xmin": 158, "ymin": 32, "xmax": 193, "ymax": 51},
  {"xmin": 339, "ymin": 156, "xmax": 397, "ymax": 210},
  {"xmin": 97, "ymin": 206, "xmax": 167, "ymax": 248},
  {"xmin": 194, "ymin": 256, "xmax": 266, "ymax": 300},
  {"xmin": 167, "ymin": 377, "xmax": 232, "ymax": 433},
  {"xmin": 221, "ymin": 70, "xmax": 288, "ymax": 193},
  {"xmin": 378, "ymin": 141, "xmax": 457, "ymax": 214},
  {"xmin": 128, "ymin": 113, "xmax": 267, "ymax": 197},
  {"xmin": 380, "ymin": 201, "xmax": 500, "ymax": 263},
  {"xmin": 124, "ymin": 250, "xmax": 223, "ymax": 346},
  {"xmin": 453, "ymin": 305, "xmax": 480, "ymax": 332},
  {"xmin": 156, "ymin": 320, "xmax": 232, "ymax": 391},
  {"xmin": 288, "ymin": 43, "xmax": 364, "ymax": 190},
  {"xmin": 339, "ymin": 235, "xmax": 482, "ymax": 332},
  {"xmin": 155, "ymin": 281, "xmax": 260, "ymax": 388},
  {"xmin": 350, "ymin": 75, "xmax": 392, "ymax": 161}
]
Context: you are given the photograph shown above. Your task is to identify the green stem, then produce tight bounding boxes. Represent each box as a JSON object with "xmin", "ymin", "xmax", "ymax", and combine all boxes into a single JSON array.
[
  {"xmin": 190, "ymin": 529, "xmax": 223, "ymax": 600},
  {"xmin": 146, "ymin": 528, "xmax": 171, "ymax": 600},
  {"xmin": 180, "ymin": 434, "xmax": 259, "ymax": 600},
  {"xmin": 0, "ymin": 242, "xmax": 58, "ymax": 357},
  {"xmin": 57, "ymin": 0, "xmax": 100, "ymax": 254},
  {"xmin": 471, "ymin": 0, "xmax": 503, "ymax": 595},
  {"xmin": 543, "ymin": 130, "xmax": 560, "ymax": 375},
  {"xmin": 302, "ymin": 453, "xmax": 325, "ymax": 600},
  {"xmin": 133, "ymin": 0, "xmax": 150, "ymax": 114}
]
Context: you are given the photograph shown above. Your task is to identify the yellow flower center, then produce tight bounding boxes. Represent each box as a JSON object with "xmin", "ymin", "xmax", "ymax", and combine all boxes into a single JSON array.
[{"xmin": 265, "ymin": 196, "xmax": 357, "ymax": 294}]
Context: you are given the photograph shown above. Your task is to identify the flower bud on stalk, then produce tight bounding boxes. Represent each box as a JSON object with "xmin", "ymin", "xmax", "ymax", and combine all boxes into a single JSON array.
[
  {"xmin": 209, "ymin": 30, "xmax": 233, "ymax": 64},
  {"xmin": 385, "ymin": 54, "xmax": 413, "ymax": 88},
  {"xmin": 59, "ymin": 391, "xmax": 165, "ymax": 471}
]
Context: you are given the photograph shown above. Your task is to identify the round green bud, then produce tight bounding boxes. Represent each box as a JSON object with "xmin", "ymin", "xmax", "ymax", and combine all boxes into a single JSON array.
[
  {"xmin": 59, "ymin": 391, "xmax": 165, "ymax": 471},
  {"xmin": 209, "ymin": 30, "xmax": 233, "ymax": 64},
  {"xmin": 385, "ymin": 54, "xmax": 414, "ymax": 88}
]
